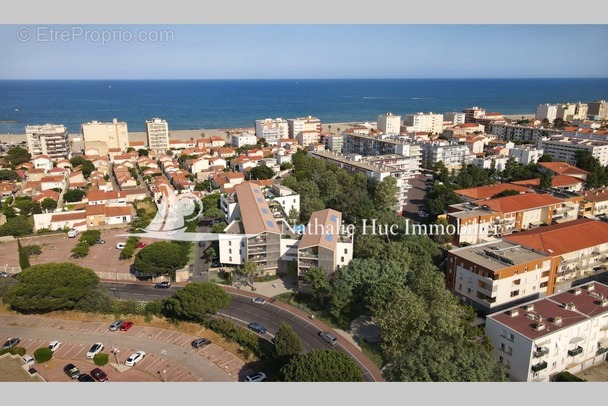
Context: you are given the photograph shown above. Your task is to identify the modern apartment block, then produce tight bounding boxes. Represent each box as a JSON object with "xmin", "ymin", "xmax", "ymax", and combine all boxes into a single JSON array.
[
  {"xmin": 309, "ymin": 150, "xmax": 418, "ymax": 213},
  {"xmin": 298, "ymin": 209, "xmax": 354, "ymax": 282},
  {"xmin": 443, "ymin": 112, "xmax": 466, "ymax": 126},
  {"xmin": 485, "ymin": 281, "xmax": 608, "ymax": 382},
  {"xmin": 536, "ymin": 102, "xmax": 588, "ymax": 122},
  {"xmin": 146, "ymin": 117, "xmax": 170, "ymax": 151},
  {"xmin": 81, "ymin": 118, "xmax": 129, "ymax": 154},
  {"xmin": 537, "ymin": 136, "xmax": 608, "ymax": 166},
  {"xmin": 420, "ymin": 141, "xmax": 471, "ymax": 170},
  {"xmin": 508, "ymin": 145, "xmax": 545, "ymax": 165},
  {"xmin": 587, "ymin": 99, "xmax": 608, "ymax": 120},
  {"xmin": 343, "ymin": 133, "xmax": 422, "ymax": 164},
  {"xmin": 377, "ymin": 112, "xmax": 402, "ymax": 135},
  {"xmin": 462, "ymin": 106, "xmax": 486, "ymax": 123},
  {"xmin": 536, "ymin": 104, "xmax": 560, "ymax": 122},
  {"xmin": 579, "ymin": 188, "xmax": 608, "ymax": 218},
  {"xmin": 231, "ymin": 132, "xmax": 258, "ymax": 148},
  {"xmin": 255, "ymin": 118, "xmax": 289, "ymax": 145},
  {"xmin": 488, "ymin": 122, "xmax": 561, "ymax": 142},
  {"xmin": 287, "ymin": 116, "xmax": 321, "ymax": 138},
  {"xmin": 220, "ymin": 183, "xmax": 300, "ymax": 223},
  {"xmin": 25, "ymin": 124, "xmax": 70, "ymax": 160},
  {"xmin": 324, "ymin": 134, "xmax": 345, "ymax": 153},
  {"xmin": 403, "ymin": 112, "xmax": 444, "ymax": 134},
  {"xmin": 446, "ymin": 218, "xmax": 608, "ymax": 313}
]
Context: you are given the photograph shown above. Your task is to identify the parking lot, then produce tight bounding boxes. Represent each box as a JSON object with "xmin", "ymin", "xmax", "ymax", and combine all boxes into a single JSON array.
[{"xmin": 0, "ymin": 313, "xmax": 254, "ymax": 382}]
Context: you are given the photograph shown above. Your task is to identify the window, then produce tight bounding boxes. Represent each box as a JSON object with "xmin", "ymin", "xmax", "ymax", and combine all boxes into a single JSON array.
[
  {"xmin": 229, "ymin": 249, "xmax": 232, "ymax": 254},
  {"xmin": 229, "ymin": 256, "xmax": 232, "ymax": 262},
  {"xmin": 228, "ymin": 241, "xmax": 232, "ymax": 246},
  {"xmin": 344, "ymin": 248, "xmax": 348, "ymax": 254},
  {"xmin": 341, "ymin": 256, "xmax": 344, "ymax": 262}
]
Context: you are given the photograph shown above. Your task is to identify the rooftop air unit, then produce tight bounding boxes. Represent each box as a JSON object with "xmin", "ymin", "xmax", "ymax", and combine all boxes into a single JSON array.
[
  {"xmin": 553, "ymin": 316, "xmax": 563, "ymax": 326},
  {"xmin": 523, "ymin": 304, "xmax": 535, "ymax": 311},
  {"xmin": 508, "ymin": 308, "xmax": 519, "ymax": 317}
]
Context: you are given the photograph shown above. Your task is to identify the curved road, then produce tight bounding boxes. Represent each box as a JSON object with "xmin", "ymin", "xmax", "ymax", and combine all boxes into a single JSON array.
[{"xmin": 102, "ymin": 281, "xmax": 383, "ymax": 382}]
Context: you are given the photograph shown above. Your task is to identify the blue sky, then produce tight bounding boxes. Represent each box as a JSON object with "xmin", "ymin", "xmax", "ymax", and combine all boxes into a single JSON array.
[{"xmin": 1, "ymin": 24, "xmax": 607, "ymax": 79}]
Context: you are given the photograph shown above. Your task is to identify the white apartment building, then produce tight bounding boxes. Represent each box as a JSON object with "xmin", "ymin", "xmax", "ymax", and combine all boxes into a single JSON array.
[
  {"xmin": 536, "ymin": 104, "xmax": 560, "ymax": 122},
  {"xmin": 444, "ymin": 112, "xmax": 466, "ymax": 126},
  {"xmin": 255, "ymin": 118, "xmax": 289, "ymax": 145},
  {"xmin": 472, "ymin": 155, "xmax": 510, "ymax": 172},
  {"xmin": 25, "ymin": 124, "xmax": 70, "ymax": 160},
  {"xmin": 324, "ymin": 134, "xmax": 344, "ymax": 153},
  {"xmin": 538, "ymin": 136, "xmax": 608, "ymax": 166},
  {"xmin": 509, "ymin": 145, "xmax": 545, "ymax": 165},
  {"xmin": 231, "ymin": 132, "xmax": 258, "ymax": 148},
  {"xmin": 403, "ymin": 112, "xmax": 444, "ymax": 134},
  {"xmin": 485, "ymin": 281, "xmax": 608, "ymax": 382},
  {"xmin": 462, "ymin": 106, "xmax": 486, "ymax": 123},
  {"xmin": 588, "ymin": 99, "xmax": 608, "ymax": 120},
  {"xmin": 377, "ymin": 112, "xmax": 402, "ymax": 135},
  {"xmin": 81, "ymin": 118, "xmax": 129, "ymax": 154},
  {"xmin": 488, "ymin": 123, "xmax": 561, "ymax": 142},
  {"xmin": 420, "ymin": 141, "xmax": 472, "ymax": 170},
  {"xmin": 220, "ymin": 183, "xmax": 300, "ymax": 224},
  {"xmin": 146, "ymin": 118, "xmax": 170, "ymax": 151},
  {"xmin": 296, "ymin": 130, "xmax": 319, "ymax": 147},
  {"xmin": 287, "ymin": 116, "xmax": 321, "ymax": 138},
  {"xmin": 558, "ymin": 102, "xmax": 588, "ymax": 121}
]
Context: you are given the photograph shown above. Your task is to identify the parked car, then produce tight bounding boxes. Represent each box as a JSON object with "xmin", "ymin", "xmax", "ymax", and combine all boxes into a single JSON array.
[
  {"xmin": 116, "ymin": 242, "xmax": 126, "ymax": 250},
  {"xmin": 154, "ymin": 281, "xmax": 171, "ymax": 289},
  {"xmin": 251, "ymin": 297, "xmax": 266, "ymax": 305},
  {"xmin": 95, "ymin": 238, "xmax": 106, "ymax": 244},
  {"xmin": 22, "ymin": 355, "xmax": 35, "ymax": 367},
  {"xmin": 48, "ymin": 340, "xmax": 62, "ymax": 353},
  {"xmin": 318, "ymin": 331, "xmax": 338, "ymax": 347},
  {"xmin": 67, "ymin": 228, "xmax": 79, "ymax": 238},
  {"xmin": 2, "ymin": 337, "xmax": 21, "ymax": 349},
  {"xmin": 77, "ymin": 373, "xmax": 96, "ymax": 382},
  {"xmin": 247, "ymin": 322, "xmax": 267, "ymax": 334},
  {"xmin": 119, "ymin": 321, "xmax": 134, "ymax": 331},
  {"xmin": 244, "ymin": 372, "xmax": 267, "ymax": 382},
  {"xmin": 137, "ymin": 242, "xmax": 148, "ymax": 249},
  {"xmin": 0, "ymin": 271, "xmax": 8, "ymax": 278},
  {"xmin": 90, "ymin": 367, "xmax": 109, "ymax": 382},
  {"xmin": 86, "ymin": 342, "xmax": 104, "ymax": 359},
  {"xmin": 198, "ymin": 241, "xmax": 206, "ymax": 248},
  {"xmin": 124, "ymin": 351, "xmax": 146, "ymax": 367},
  {"xmin": 63, "ymin": 363, "xmax": 81, "ymax": 379},
  {"xmin": 191, "ymin": 338, "xmax": 211, "ymax": 349},
  {"xmin": 109, "ymin": 320, "xmax": 124, "ymax": 331}
]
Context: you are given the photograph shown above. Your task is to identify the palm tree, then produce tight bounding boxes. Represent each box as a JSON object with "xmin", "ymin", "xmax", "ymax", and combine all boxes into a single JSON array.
[{"xmin": 328, "ymin": 124, "xmax": 332, "ymax": 135}]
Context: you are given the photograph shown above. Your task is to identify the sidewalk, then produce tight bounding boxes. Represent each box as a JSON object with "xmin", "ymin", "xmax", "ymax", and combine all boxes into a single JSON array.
[{"xmin": 222, "ymin": 286, "xmax": 385, "ymax": 382}]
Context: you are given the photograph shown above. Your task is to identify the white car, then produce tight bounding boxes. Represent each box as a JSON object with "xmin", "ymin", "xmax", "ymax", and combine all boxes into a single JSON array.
[
  {"xmin": 23, "ymin": 355, "xmax": 35, "ymax": 367},
  {"xmin": 124, "ymin": 351, "xmax": 146, "ymax": 367},
  {"xmin": 67, "ymin": 228, "xmax": 79, "ymax": 238},
  {"xmin": 48, "ymin": 340, "xmax": 62, "ymax": 353},
  {"xmin": 116, "ymin": 242, "xmax": 126, "ymax": 250},
  {"xmin": 251, "ymin": 297, "xmax": 266, "ymax": 305},
  {"xmin": 86, "ymin": 342, "xmax": 104, "ymax": 359},
  {"xmin": 244, "ymin": 372, "xmax": 267, "ymax": 382}
]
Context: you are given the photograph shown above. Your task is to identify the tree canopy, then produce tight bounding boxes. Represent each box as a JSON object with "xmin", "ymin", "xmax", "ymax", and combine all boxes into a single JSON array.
[
  {"xmin": 5, "ymin": 147, "xmax": 31, "ymax": 168},
  {"xmin": 133, "ymin": 241, "xmax": 189, "ymax": 277},
  {"xmin": 280, "ymin": 350, "xmax": 363, "ymax": 382},
  {"xmin": 273, "ymin": 322, "xmax": 303, "ymax": 358},
  {"xmin": 161, "ymin": 282, "xmax": 231, "ymax": 322},
  {"xmin": 5, "ymin": 262, "xmax": 100, "ymax": 313}
]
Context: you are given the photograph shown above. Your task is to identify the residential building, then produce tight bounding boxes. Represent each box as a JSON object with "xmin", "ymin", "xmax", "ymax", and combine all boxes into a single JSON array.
[
  {"xmin": 403, "ymin": 112, "xmax": 444, "ymax": 134},
  {"xmin": 485, "ymin": 281, "xmax": 608, "ymax": 382},
  {"xmin": 579, "ymin": 188, "xmax": 608, "ymax": 218},
  {"xmin": 220, "ymin": 183, "xmax": 299, "ymax": 224},
  {"xmin": 231, "ymin": 132, "xmax": 258, "ymax": 148},
  {"xmin": 443, "ymin": 123, "xmax": 485, "ymax": 139},
  {"xmin": 472, "ymin": 156, "xmax": 510, "ymax": 172},
  {"xmin": 296, "ymin": 130, "xmax": 319, "ymax": 147},
  {"xmin": 81, "ymin": 118, "xmax": 129, "ymax": 155},
  {"xmin": 255, "ymin": 118, "xmax": 289, "ymax": 145},
  {"xmin": 324, "ymin": 134, "xmax": 344, "ymax": 153},
  {"xmin": 85, "ymin": 205, "xmax": 132, "ymax": 228},
  {"xmin": 444, "ymin": 112, "xmax": 466, "ymax": 126},
  {"xmin": 538, "ymin": 136, "xmax": 608, "ymax": 167},
  {"xmin": 343, "ymin": 133, "xmax": 422, "ymax": 165},
  {"xmin": 510, "ymin": 176, "xmax": 584, "ymax": 192},
  {"xmin": 587, "ymin": 99, "xmax": 608, "ymax": 120},
  {"xmin": 509, "ymin": 145, "xmax": 545, "ymax": 165},
  {"xmin": 454, "ymin": 184, "xmax": 531, "ymax": 202},
  {"xmin": 536, "ymin": 104, "xmax": 560, "ymax": 122},
  {"xmin": 377, "ymin": 112, "xmax": 401, "ymax": 135},
  {"xmin": 488, "ymin": 122, "xmax": 561, "ymax": 142},
  {"xmin": 537, "ymin": 161, "xmax": 589, "ymax": 180},
  {"xmin": 462, "ymin": 107, "xmax": 486, "ymax": 123},
  {"xmin": 298, "ymin": 209, "xmax": 354, "ymax": 284},
  {"xmin": 32, "ymin": 155, "xmax": 53, "ymax": 172},
  {"xmin": 287, "ymin": 116, "xmax": 321, "ymax": 138},
  {"xmin": 557, "ymin": 102, "xmax": 588, "ymax": 121},
  {"xmin": 33, "ymin": 210, "xmax": 87, "ymax": 232},
  {"xmin": 25, "ymin": 124, "xmax": 70, "ymax": 160},
  {"xmin": 146, "ymin": 117, "xmax": 170, "ymax": 151},
  {"xmin": 420, "ymin": 141, "xmax": 472, "ymax": 170}
]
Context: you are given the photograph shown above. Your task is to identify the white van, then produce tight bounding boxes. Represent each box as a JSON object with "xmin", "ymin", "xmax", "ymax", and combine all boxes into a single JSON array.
[
  {"xmin": 67, "ymin": 228, "xmax": 79, "ymax": 238},
  {"xmin": 116, "ymin": 242, "xmax": 127, "ymax": 250}
]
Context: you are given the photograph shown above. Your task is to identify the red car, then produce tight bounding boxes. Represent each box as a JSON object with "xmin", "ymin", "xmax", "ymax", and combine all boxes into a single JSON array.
[
  {"xmin": 137, "ymin": 242, "xmax": 148, "ymax": 249},
  {"xmin": 90, "ymin": 367, "xmax": 109, "ymax": 382},
  {"xmin": 119, "ymin": 321, "xmax": 134, "ymax": 331}
]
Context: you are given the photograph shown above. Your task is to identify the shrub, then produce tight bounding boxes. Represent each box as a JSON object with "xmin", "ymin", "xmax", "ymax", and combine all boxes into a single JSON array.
[
  {"xmin": 143, "ymin": 300, "xmax": 162, "ymax": 316},
  {"xmin": 94, "ymin": 353, "xmax": 109, "ymax": 366},
  {"xmin": 71, "ymin": 242, "xmax": 90, "ymax": 258},
  {"xmin": 33, "ymin": 347, "xmax": 53, "ymax": 363},
  {"xmin": 119, "ymin": 237, "xmax": 139, "ymax": 260},
  {"xmin": 205, "ymin": 318, "xmax": 272, "ymax": 359},
  {"xmin": 0, "ymin": 347, "xmax": 27, "ymax": 356}
]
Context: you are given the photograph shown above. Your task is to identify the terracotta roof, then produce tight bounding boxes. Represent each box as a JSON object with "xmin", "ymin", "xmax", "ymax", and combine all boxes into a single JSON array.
[
  {"xmin": 580, "ymin": 188, "xmax": 608, "ymax": 202},
  {"xmin": 504, "ymin": 218, "xmax": 608, "ymax": 256},
  {"xmin": 538, "ymin": 162, "xmax": 589, "ymax": 176},
  {"xmin": 299, "ymin": 209, "xmax": 343, "ymax": 250},
  {"xmin": 40, "ymin": 176, "xmax": 66, "ymax": 183},
  {"xmin": 86, "ymin": 204, "xmax": 106, "ymax": 216},
  {"xmin": 455, "ymin": 183, "xmax": 531, "ymax": 200},
  {"xmin": 50, "ymin": 211, "xmax": 86, "ymax": 222},
  {"xmin": 473, "ymin": 193, "xmax": 565, "ymax": 213},
  {"xmin": 33, "ymin": 154, "xmax": 51, "ymax": 160},
  {"xmin": 234, "ymin": 182, "xmax": 280, "ymax": 235},
  {"xmin": 510, "ymin": 175, "xmax": 583, "ymax": 188},
  {"xmin": 129, "ymin": 141, "xmax": 145, "ymax": 147},
  {"xmin": 105, "ymin": 206, "xmax": 132, "ymax": 217},
  {"xmin": 86, "ymin": 190, "xmax": 126, "ymax": 202}
]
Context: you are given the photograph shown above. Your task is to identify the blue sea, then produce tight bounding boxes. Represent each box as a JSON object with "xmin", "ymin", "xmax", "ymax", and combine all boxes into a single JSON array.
[{"xmin": 1, "ymin": 79, "xmax": 607, "ymax": 135}]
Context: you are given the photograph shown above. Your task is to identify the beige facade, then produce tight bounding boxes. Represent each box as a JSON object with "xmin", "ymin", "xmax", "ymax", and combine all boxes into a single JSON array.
[
  {"xmin": 146, "ymin": 118, "xmax": 170, "ymax": 151},
  {"xmin": 82, "ymin": 118, "xmax": 129, "ymax": 154},
  {"xmin": 25, "ymin": 124, "xmax": 70, "ymax": 160}
]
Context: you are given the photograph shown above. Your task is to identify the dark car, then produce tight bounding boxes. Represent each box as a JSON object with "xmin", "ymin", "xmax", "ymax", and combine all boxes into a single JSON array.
[
  {"xmin": 95, "ymin": 238, "xmax": 106, "ymax": 244},
  {"xmin": 191, "ymin": 338, "xmax": 211, "ymax": 349},
  {"xmin": 2, "ymin": 337, "xmax": 21, "ymax": 349},
  {"xmin": 77, "ymin": 373, "xmax": 96, "ymax": 382},
  {"xmin": 154, "ymin": 281, "xmax": 171, "ymax": 289},
  {"xmin": 63, "ymin": 363, "xmax": 81, "ymax": 379},
  {"xmin": 318, "ymin": 331, "xmax": 338, "ymax": 346},
  {"xmin": 90, "ymin": 367, "xmax": 109, "ymax": 382},
  {"xmin": 198, "ymin": 241, "xmax": 206, "ymax": 248},
  {"xmin": 247, "ymin": 322, "xmax": 267, "ymax": 335}
]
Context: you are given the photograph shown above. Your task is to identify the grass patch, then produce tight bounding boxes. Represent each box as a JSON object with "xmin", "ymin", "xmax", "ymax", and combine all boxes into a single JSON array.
[{"xmin": 359, "ymin": 338, "xmax": 385, "ymax": 369}]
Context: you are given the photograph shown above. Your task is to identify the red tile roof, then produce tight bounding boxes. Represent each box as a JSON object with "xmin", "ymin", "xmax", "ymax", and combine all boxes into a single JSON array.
[
  {"xmin": 474, "ymin": 193, "xmax": 565, "ymax": 213},
  {"xmin": 538, "ymin": 162, "xmax": 589, "ymax": 176},
  {"xmin": 455, "ymin": 183, "xmax": 531, "ymax": 200}
]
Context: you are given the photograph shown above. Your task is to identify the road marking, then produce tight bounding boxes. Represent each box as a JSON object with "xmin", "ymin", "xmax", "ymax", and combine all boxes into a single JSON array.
[{"xmin": 143, "ymin": 356, "xmax": 161, "ymax": 372}]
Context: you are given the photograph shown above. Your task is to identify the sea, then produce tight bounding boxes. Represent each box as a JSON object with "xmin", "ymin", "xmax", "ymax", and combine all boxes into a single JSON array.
[{"xmin": 1, "ymin": 78, "xmax": 607, "ymax": 135}]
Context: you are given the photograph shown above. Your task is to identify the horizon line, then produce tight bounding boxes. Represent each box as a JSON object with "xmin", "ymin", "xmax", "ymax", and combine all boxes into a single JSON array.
[{"xmin": 1, "ymin": 77, "xmax": 608, "ymax": 81}]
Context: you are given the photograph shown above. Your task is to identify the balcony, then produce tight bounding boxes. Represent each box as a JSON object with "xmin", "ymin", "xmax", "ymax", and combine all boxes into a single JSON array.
[
  {"xmin": 533, "ymin": 347, "xmax": 549, "ymax": 358},
  {"xmin": 568, "ymin": 346, "xmax": 583, "ymax": 357},
  {"xmin": 596, "ymin": 347, "xmax": 608, "ymax": 356},
  {"xmin": 531, "ymin": 361, "xmax": 548, "ymax": 372}
]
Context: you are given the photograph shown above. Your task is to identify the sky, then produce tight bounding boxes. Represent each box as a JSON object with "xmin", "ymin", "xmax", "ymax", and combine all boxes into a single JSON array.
[{"xmin": 0, "ymin": 24, "xmax": 607, "ymax": 79}]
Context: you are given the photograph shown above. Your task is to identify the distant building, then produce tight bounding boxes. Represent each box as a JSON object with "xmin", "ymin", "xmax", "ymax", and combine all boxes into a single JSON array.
[
  {"xmin": 403, "ymin": 112, "xmax": 443, "ymax": 134},
  {"xmin": 81, "ymin": 118, "xmax": 129, "ymax": 155},
  {"xmin": 255, "ymin": 118, "xmax": 289, "ymax": 145},
  {"xmin": 287, "ymin": 116, "xmax": 321, "ymax": 138},
  {"xmin": 462, "ymin": 106, "xmax": 486, "ymax": 123},
  {"xmin": 587, "ymin": 99, "xmax": 608, "ymax": 120},
  {"xmin": 146, "ymin": 118, "xmax": 169, "ymax": 151},
  {"xmin": 420, "ymin": 141, "xmax": 471, "ymax": 170},
  {"xmin": 377, "ymin": 112, "xmax": 402, "ymax": 135},
  {"xmin": 296, "ymin": 130, "xmax": 319, "ymax": 147},
  {"xmin": 231, "ymin": 132, "xmax": 258, "ymax": 148},
  {"xmin": 444, "ymin": 112, "xmax": 466, "ymax": 126},
  {"xmin": 509, "ymin": 145, "xmax": 545, "ymax": 165},
  {"xmin": 324, "ymin": 134, "xmax": 344, "ymax": 153},
  {"xmin": 488, "ymin": 122, "xmax": 561, "ymax": 142},
  {"xmin": 25, "ymin": 124, "xmax": 70, "ymax": 160}
]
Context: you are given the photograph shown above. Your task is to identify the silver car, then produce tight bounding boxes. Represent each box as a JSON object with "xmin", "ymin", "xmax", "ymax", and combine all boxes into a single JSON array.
[{"xmin": 109, "ymin": 320, "xmax": 124, "ymax": 331}]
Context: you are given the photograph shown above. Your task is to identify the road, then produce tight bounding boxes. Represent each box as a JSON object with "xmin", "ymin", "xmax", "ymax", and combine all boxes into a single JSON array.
[
  {"xmin": 101, "ymin": 281, "xmax": 378, "ymax": 381},
  {"xmin": 192, "ymin": 218, "xmax": 211, "ymax": 282},
  {"xmin": 402, "ymin": 171, "xmax": 431, "ymax": 223}
]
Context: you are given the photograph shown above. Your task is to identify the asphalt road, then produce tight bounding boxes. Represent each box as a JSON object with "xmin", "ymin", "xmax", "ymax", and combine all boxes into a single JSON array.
[
  {"xmin": 192, "ymin": 218, "xmax": 211, "ymax": 283},
  {"xmin": 101, "ymin": 281, "xmax": 375, "ymax": 381}
]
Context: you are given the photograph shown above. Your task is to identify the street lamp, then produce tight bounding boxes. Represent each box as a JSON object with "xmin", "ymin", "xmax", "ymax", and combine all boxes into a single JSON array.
[
  {"xmin": 112, "ymin": 348, "xmax": 120, "ymax": 366},
  {"xmin": 162, "ymin": 369, "xmax": 167, "ymax": 382}
]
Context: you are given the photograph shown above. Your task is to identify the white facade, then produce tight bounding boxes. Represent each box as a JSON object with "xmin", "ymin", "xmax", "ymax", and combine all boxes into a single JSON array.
[
  {"xmin": 377, "ymin": 113, "xmax": 402, "ymax": 135},
  {"xmin": 296, "ymin": 130, "xmax": 319, "ymax": 147},
  {"xmin": 509, "ymin": 145, "xmax": 545, "ymax": 165},
  {"xmin": 403, "ymin": 112, "xmax": 444, "ymax": 134},
  {"xmin": 25, "ymin": 124, "xmax": 70, "ymax": 160},
  {"xmin": 81, "ymin": 119, "xmax": 129, "ymax": 152},
  {"xmin": 146, "ymin": 118, "xmax": 169, "ymax": 151},
  {"xmin": 538, "ymin": 136, "xmax": 608, "ymax": 167},
  {"xmin": 536, "ymin": 104, "xmax": 560, "ymax": 122},
  {"xmin": 472, "ymin": 156, "xmax": 510, "ymax": 172},
  {"xmin": 421, "ymin": 141, "xmax": 472, "ymax": 169},
  {"xmin": 255, "ymin": 118, "xmax": 289, "ymax": 145},
  {"xmin": 231, "ymin": 133, "xmax": 258, "ymax": 148},
  {"xmin": 287, "ymin": 116, "xmax": 321, "ymax": 138},
  {"xmin": 324, "ymin": 134, "xmax": 344, "ymax": 153},
  {"xmin": 444, "ymin": 112, "xmax": 466, "ymax": 126}
]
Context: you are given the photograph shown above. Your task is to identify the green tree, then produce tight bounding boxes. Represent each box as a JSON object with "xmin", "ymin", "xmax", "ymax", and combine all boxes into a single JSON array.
[
  {"xmin": 425, "ymin": 185, "xmax": 463, "ymax": 221},
  {"xmin": 5, "ymin": 262, "xmax": 100, "ymax": 313},
  {"xmin": 537, "ymin": 154, "xmax": 554, "ymax": 162},
  {"xmin": 0, "ymin": 216, "xmax": 34, "ymax": 237},
  {"xmin": 161, "ymin": 282, "xmax": 231, "ymax": 322},
  {"xmin": 34, "ymin": 347, "xmax": 53, "ymax": 363},
  {"xmin": 133, "ymin": 242, "xmax": 188, "ymax": 277},
  {"xmin": 249, "ymin": 165, "xmax": 275, "ymax": 180},
  {"xmin": 74, "ymin": 286, "xmax": 113, "ymax": 313},
  {"xmin": 94, "ymin": 353, "xmax": 109, "ymax": 366},
  {"xmin": 273, "ymin": 322, "xmax": 303, "ymax": 358},
  {"xmin": 63, "ymin": 189, "xmax": 86, "ymax": 202},
  {"xmin": 13, "ymin": 197, "xmax": 34, "ymax": 216},
  {"xmin": 81, "ymin": 160, "xmax": 96, "ymax": 178},
  {"xmin": 138, "ymin": 149, "xmax": 149, "ymax": 157},
  {"xmin": 5, "ymin": 146, "xmax": 31, "ymax": 168},
  {"xmin": 540, "ymin": 170, "xmax": 553, "ymax": 189},
  {"xmin": 303, "ymin": 267, "xmax": 331, "ymax": 307},
  {"xmin": 373, "ymin": 176, "xmax": 398, "ymax": 212},
  {"xmin": 17, "ymin": 239, "xmax": 31, "ymax": 270},
  {"xmin": 71, "ymin": 242, "xmax": 90, "ymax": 258},
  {"xmin": 0, "ymin": 169, "xmax": 19, "ymax": 181},
  {"xmin": 280, "ymin": 350, "xmax": 363, "ymax": 382},
  {"xmin": 40, "ymin": 198, "xmax": 58, "ymax": 212},
  {"xmin": 70, "ymin": 156, "xmax": 86, "ymax": 167},
  {"xmin": 79, "ymin": 230, "xmax": 102, "ymax": 246},
  {"xmin": 238, "ymin": 260, "xmax": 260, "ymax": 279}
]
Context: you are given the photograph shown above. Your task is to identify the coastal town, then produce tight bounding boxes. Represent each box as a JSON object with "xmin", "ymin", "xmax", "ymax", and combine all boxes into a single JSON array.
[{"xmin": 2, "ymin": 98, "xmax": 608, "ymax": 383}]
